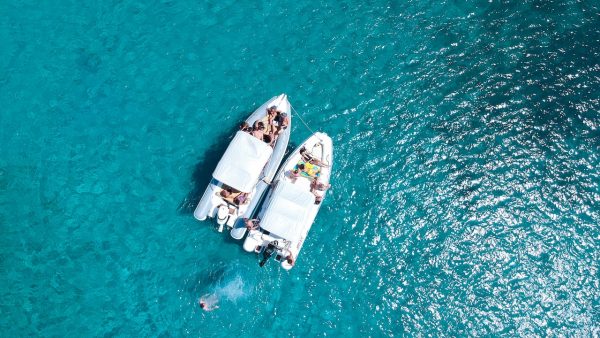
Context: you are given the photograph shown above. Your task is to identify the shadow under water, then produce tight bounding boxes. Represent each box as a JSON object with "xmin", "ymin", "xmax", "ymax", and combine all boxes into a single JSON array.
[{"xmin": 178, "ymin": 125, "xmax": 238, "ymax": 214}]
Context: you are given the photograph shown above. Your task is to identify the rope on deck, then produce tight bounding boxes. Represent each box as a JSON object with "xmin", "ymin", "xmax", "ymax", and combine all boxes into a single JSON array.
[{"xmin": 289, "ymin": 102, "xmax": 323, "ymax": 142}]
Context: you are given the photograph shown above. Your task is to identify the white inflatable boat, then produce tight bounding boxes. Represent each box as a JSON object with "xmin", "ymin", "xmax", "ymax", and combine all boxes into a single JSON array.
[
  {"xmin": 194, "ymin": 94, "xmax": 291, "ymax": 234},
  {"xmin": 242, "ymin": 132, "xmax": 333, "ymax": 269}
]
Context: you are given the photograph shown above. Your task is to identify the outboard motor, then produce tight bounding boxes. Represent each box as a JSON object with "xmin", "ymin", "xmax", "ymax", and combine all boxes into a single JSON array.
[
  {"xmin": 216, "ymin": 205, "xmax": 229, "ymax": 232},
  {"xmin": 259, "ymin": 241, "xmax": 278, "ymax": 267}
]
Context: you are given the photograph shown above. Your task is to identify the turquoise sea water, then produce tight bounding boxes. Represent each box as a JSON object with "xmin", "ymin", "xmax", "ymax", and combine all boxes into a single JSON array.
[{"xmin": 1, "ymin": 0, "xmax": 599, "ymax": 336}]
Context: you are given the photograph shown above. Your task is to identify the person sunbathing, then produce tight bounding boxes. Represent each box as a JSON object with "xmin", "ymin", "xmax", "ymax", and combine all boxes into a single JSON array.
[
  {"xmin": 219, "ymin": 187, "xmax": 246, "ymax": 205},
  {"xmin": 310, "ymin": 177, "xmax": 330, "ymax": 204},
  {"xmin": 239, "ymin": 122, "xmax": 252, "ymax": 133},
  {"xmin": 300, "ymin": 147, "xmax": 329, "ymax": 167},
  {"xmin": 291, "ymin": 160, "xmax": 320, "ymax": 179},
  {"xmin": 252, "ymin": 122, "xmax": 265, "ymax": 140},
  {"xmin": 244, "ymin": 218, "xmax": 259, "ymax": 230}
]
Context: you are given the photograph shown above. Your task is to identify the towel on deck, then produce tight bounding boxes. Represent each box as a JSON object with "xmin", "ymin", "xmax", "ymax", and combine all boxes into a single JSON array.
[{"xmin": 295, "ymin": 160, "xmax": 321, "ymax": 178}]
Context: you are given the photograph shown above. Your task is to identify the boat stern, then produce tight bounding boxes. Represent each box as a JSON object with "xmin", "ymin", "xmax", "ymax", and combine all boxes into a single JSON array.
[{"xmin": 243, "ymin": 229, "xmax": 264, "ymax": 252}]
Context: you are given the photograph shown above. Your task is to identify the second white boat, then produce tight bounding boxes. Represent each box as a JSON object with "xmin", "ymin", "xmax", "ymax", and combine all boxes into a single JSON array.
[
  {"xmin": 194, "ymin": 94, "xmax": 291, "ymax": 235},
  {"xmin": 242, "ymin": 132, "xmax": 333, "ymax": 269}
]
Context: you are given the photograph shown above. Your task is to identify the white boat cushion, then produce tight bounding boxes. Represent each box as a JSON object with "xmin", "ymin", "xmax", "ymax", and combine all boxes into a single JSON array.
[
  {"xmin": 212, "ymin": 131, "xmax": 273, "ymax": 193},
  {"xmin": 260, "ymin": 181, "xmax": 315, "ymax": 242}
]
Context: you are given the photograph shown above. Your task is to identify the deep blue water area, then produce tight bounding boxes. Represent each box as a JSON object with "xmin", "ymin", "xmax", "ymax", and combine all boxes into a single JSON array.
[{"xmin": 1, "ymin": 0, "xmax": 599, "ymax": 336}]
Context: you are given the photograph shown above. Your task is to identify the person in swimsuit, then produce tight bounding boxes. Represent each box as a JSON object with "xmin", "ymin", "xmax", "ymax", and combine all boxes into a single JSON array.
[
  {"xmin": 239, "ymin": 122, "xmax": 252, "ymax": 133},
  {"xmin": 300, "ymin": 146, "xmax": 329, "ymax": 167},
  {"xmin": 290, "ymin": 163, "xmax": 305, "ymax": 183},
  {"xmin": 252, "ymin": 122, "xmax": 265, "ymax": 140},
  {"xmin": 267, "ymin": 106, "xmax": 277, "ymax": 125},
  {"xmin": 285, "ymin": 252, "xmax": 295, "ymax": 266},
  {"xmin": 233, "ymin": 192, "xmax": 248, "ymax": 205},
  {"xmin": 256, "ymin": 106, "xmax": 276, "ymax": 141},
  {"xmin": 244, "ymin": 218, "xmax": 259, "ymax": 230},
  {"xmin": 300, "ymin": 146, "xmax": 313, "ymax": 162},
  {"xmin": 310, "ymin": 177, "xmax": 330, "ymax": 192},
  {"xmin": 263, "ymin": 134, "xmax": 274, "ymax": 147},
  {"xmin": 220, "ymin": 187, "xmax": 233, "ymax": 198},
  {"xmin": 199, "ymin": 295, "xmax": 219, "ymax": 311},
  {"xmin": 274, "ymin": 112, "xmax": 289, "ymax": 136},
  {"xmin": 310, "ymin": 177, "xmax": 330, "ymax": 204}
]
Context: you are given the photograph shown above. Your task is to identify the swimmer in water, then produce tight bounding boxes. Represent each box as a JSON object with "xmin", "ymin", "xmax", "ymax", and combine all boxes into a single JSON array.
[{"xmin": 199, "ymin": 294, "xmax": 219, "ymax": 311}]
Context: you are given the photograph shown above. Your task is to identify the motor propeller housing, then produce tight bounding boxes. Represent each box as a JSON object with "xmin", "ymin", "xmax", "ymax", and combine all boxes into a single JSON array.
[{"xmin": 259, "ymin": 241, "xmax": 279, "ymax": 267}]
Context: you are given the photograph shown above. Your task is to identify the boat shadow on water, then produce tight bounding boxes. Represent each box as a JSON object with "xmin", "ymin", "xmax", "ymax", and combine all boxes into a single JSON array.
[{"xmin": 178, "ymin": 126, "xmax": 237, "ymax": 214}]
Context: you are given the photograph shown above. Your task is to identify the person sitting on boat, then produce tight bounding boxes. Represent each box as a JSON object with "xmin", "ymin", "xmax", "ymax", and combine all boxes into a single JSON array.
[
  {"xmin": 266, "ymin": 106, "xmax": 277, "ymax": 124},
  {"xmin": 263, "ymin": 134, "xmax": 274, "ymax": 147},
  {"xmin": 274, "ymin": 112, "xmax": 289, "ymax": 136},
  {"xmin": 244, "ymin": 218, "xmax": 259, "ymax": 230},
  {"xmin": 285, "ymin": 253, "xmax": 295, "ymax": 266},
  {"xmin": 256, "ymin": 106, "xmax": 275, "ymax": 138},
  {"xmin": 252, "ymin": 122, "xmax": 265, "ymax": 140},
  {"xmin": 199, "ymin": 295, "xmax": 219, "ymax": 311},
  {"xmin": 300, "ymin": 146, "xmax": 329, "ymax": 167},
  {"xmin": 233, "ymin": 192, "xmax": 248, "ymax": 205},
  {"xmin": 311, "ymin": 177, "xmax": 330, "ymax": 204},
  {"xmin": 239, "ymin": 121, "xmax": 252, "ymax": 133},
  {"xmin": 310, "ymin": 177, "xmax": 330, "ymax": 193},
  {"xmin": 293, "ymin": 163, "xmax": 305, "ymax": 175},
  {"xmin": 220, "ymin": 187, "xmax": 233, "ymax": 198}
]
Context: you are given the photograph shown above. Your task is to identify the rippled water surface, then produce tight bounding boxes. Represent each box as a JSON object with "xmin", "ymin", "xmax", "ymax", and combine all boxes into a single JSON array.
[{"xmin": 1, "ymin": 0, "xmax": 599, "ymax": 336}]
